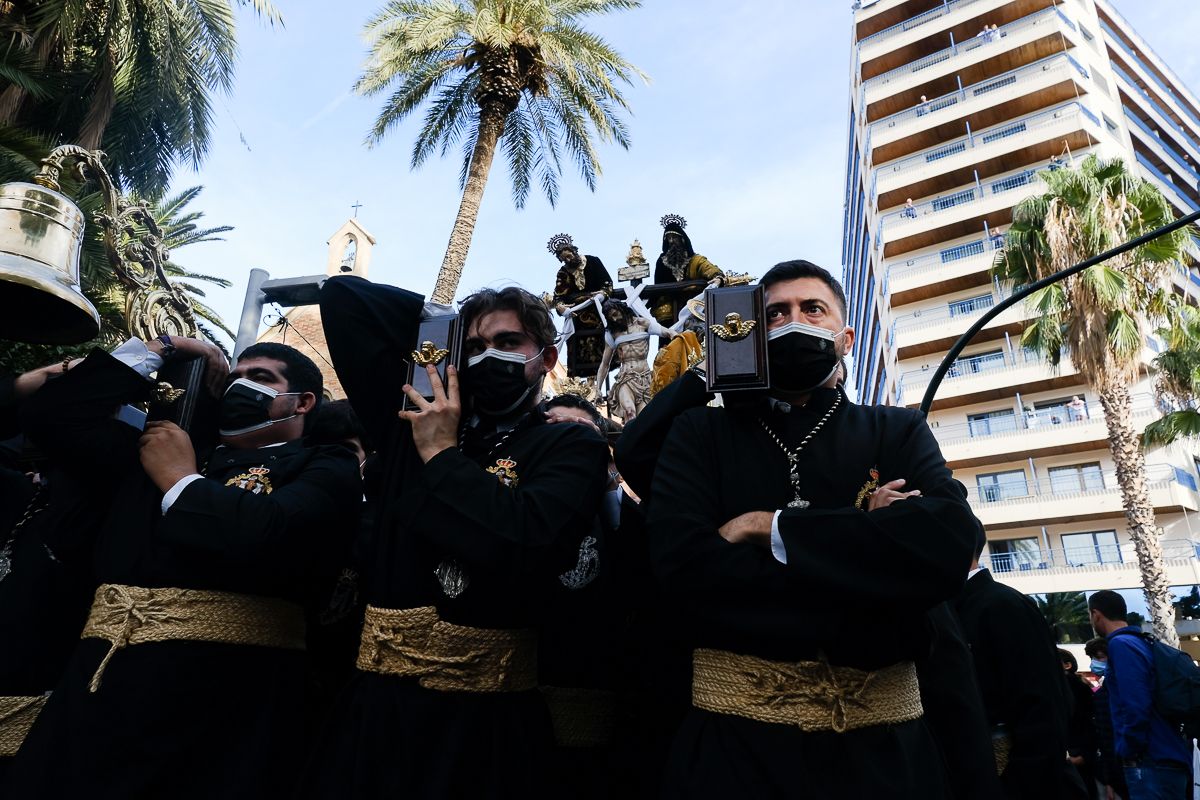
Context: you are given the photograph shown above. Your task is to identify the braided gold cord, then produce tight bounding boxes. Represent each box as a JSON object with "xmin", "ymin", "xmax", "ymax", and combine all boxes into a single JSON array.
[
  {"xmin": 81, "ymin": 584, "xmax": 306, "ymax": 693},
  {"xmin": 356, "ymin": 605, "xmax": 537, "ymax": 693},
  {"xmin": 0, "ymin": 695, "xmax": 47, "ymax": 756},
  {"xmin": 691, "ymin": 648, "xmax": 922, "ymax": 733}
]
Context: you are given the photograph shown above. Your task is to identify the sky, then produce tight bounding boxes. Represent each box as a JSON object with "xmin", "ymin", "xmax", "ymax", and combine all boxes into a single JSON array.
[{"xmin": 176, "ymin": 0, "xmax": 1200, "ymax": 352}]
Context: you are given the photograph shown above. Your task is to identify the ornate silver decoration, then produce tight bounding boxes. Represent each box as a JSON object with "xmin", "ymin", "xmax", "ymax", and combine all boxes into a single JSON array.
[
  {"xmin": 558, "ymin": 535, "xmax": 600, "ymax": 590},
  {"xmin": 435, "ymin": 559, "xmax": 470, "ymax": 599}
]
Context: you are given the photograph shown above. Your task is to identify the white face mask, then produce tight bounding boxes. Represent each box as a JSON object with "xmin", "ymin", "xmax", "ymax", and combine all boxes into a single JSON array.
[
  {"xmin": 465, "ymin": 348, "xmax": 543, "ymax": 368},
  {"xmin": 766, "ymin": 321, "xmax": 847, "ymax": 344},
  {"xmin": 217, "ymin": 377, "xmax": 301, "ymax": 437}
]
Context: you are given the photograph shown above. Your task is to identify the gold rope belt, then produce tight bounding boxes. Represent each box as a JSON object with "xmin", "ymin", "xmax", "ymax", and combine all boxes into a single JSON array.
[
  {"xmin": 356, "ymin": 605, "xmax": 537, "ymax": 693},
  {"xmin": 540, "ymin": 686, "xmax": 618, "ymax": 748},
  {"xmin": 81, "ymin": 583, "xmax": 306, "ymax": 693},
  {"xmin": 0, "ymin": 695, "xmax": 47, "ymax": 756},
  {"xmin": 691, "ymin": 648, "xmax": 923, "ymax": 733},
  {"xmin": 992, "ymin": 727, "xmax": 1012, "ymax": 775}
]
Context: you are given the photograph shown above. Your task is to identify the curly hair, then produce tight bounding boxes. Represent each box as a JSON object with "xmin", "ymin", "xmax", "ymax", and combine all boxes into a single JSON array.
[{"xmin": 459, "ymin": 286, "xmax": 558, "ymax": 349}]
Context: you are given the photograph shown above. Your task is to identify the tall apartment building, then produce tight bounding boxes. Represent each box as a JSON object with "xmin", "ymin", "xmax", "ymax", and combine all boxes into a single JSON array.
[{"xmin": 843, "ymin": 0, "xmax": 1200, "ymax": 646}]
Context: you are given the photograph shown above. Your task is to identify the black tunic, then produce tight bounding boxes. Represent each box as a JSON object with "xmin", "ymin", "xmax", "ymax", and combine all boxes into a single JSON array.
[
  {"xmin": 647, "ymin": 387, "xmax": 978, "ymax": 798},
  {"xmin": 3, "ymin": 350, "xmax": 362, "ymax": 800},
  {"xmin": 302, "ymin": 276, "xmax": 609, "ymax": 799},
  {"xmin": 954, "ymin": 569, "xmax": 1088, "ymax": 800}
]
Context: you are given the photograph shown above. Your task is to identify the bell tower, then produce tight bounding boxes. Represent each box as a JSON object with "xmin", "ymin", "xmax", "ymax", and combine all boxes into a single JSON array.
[{"xmin": 325, "ymin": 218, "xmax": 376, "ymax": 278}]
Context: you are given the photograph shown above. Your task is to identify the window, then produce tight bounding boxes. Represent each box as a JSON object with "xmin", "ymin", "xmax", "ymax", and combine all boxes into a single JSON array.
[
  {"xmin": 1079, "ymin": 23, "xmax": 1095, "ymax": 44},
  {"xmin": 968, "ymin": 409, "xmax": 1017, "ymax": 438},
  {"xmin": 989, "ymin": 537, "xmax": 1043, "ymax": 572},
  {"xmin": 977, "ymin": 470, "xmax": 1029, "ymax": 503},
  {"xmin": 1048, "ymin": 463, "xmax": 1105, "ymax": 494},
  {"xmin": 949, "ymin": 293, "xmax": 994, "ymax": 317},
  {"xmin": 1061, "ymin": 530, "xmax": 1121, "ymax": 566},
  {"xmin": 948, "ymin": 349, "xmax": 1006, "ymax": 378}
]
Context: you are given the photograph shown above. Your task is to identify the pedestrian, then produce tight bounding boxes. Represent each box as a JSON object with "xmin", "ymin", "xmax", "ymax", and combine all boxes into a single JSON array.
[
  {"xmin": 1061, "ymin": 649, "xmax": 1100, "ymax": 799},
  {"xmin": 1088, "ymin": 590, "xmax": 1190, "ymax": 800},
  {"xmin": 1086, "ymin": 636, "xmax": 1131, "ymax": 800}
]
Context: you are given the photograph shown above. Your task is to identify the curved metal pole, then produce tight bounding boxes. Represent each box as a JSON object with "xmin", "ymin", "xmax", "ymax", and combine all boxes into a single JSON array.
[{"xmin": 918, "ymin": 208, "xmax": 1200, "ymax": 415}]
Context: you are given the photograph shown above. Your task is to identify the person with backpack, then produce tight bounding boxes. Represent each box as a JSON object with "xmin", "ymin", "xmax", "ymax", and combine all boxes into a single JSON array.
[{"xmin": 1088, "ymin": 590, "xmax": 1191, "ymax": 799}]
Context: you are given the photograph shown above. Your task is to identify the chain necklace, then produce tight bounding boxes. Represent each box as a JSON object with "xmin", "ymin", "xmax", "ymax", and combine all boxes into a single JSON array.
[{"xmin": 757, "ymin": 391, "xmax": 843, "ymax": 509}]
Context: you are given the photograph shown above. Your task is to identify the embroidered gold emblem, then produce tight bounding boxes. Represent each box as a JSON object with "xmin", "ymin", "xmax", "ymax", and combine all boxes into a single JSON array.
[
  {"xmin": 854, "ymin": 467, "xmax": 880, "ymax": 510},
  {"xmin": 224, "ymin": 466, "xmax": 274, "ymax": 495},
  {"xmin": 412, "ymin": 341, "xmax": 449, "ymax": 367},
  {"xmin": 710, "ymin": 312, "xmax": 757, "ymax": 342},
  {"xmin": 486, "ymin": 458, "xmax": 519, "ymax": 488}
]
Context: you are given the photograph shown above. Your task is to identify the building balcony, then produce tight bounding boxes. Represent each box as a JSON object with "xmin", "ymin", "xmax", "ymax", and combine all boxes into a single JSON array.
[
  {"xmin": 887, "ymin": 236, "xmax": 1005, "ymax": 304},
  {"xmin": 858, "ymin": 0, "xmax": 1055, "ymax": 81},
  {"xmin": 1128, "ymin": 124, "xmax": 1200, "ymax": 212},
  {"xmin": 869, "ymin": 53, "xmax": 1089, "ymax": 164},
  {"xmin": 969, "ymin": 467, "xmax": 1200, "ymax": 530},
  {"xmin": 1114, "ymin": 62, "xmax": 1200, "ymax": 165},
  {"xmin": 933, "ymin": 393, "xmax": 1158, "ymax": 469},
  {"xmin": 892, "ymin": 285, "xmax": 1030, "ymax": 359},
  {"xmin": 879, "ymin": 165, "xmax": 1045, "ymax": 257},
  {"xmin": 855, "ymin": 0, "xmax": 947, "ymax": 43},
  {"xmin": 874, "ymin": 102, "xmax": 1098, "ymax": 210},
  {"xmin": 988, "ymin": 538, "xmax": 1200, "ymax": 594},
  {"xmin": 1101, "ymin": 19, "xmax": 1200, "ymax": 137},
  {"xmin": 1135, "ymin": 151, "xmax": 1200, "ymax": 217},
  {"xmin": 899, "ymin": 351, "xmax": 1082, "ymax": 410},
  {"xmin": 861, "ymin": 6, "xmax": 1080, "ymax": 122}
]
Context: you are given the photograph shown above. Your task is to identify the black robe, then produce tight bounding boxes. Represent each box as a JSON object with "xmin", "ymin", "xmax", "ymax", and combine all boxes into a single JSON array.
[
  {"xmin": 554, "ymin": 254, "xmax": 613, "ymax": 306},
  {"xmin": 302, "ymin": 276, "xmax": 609, "ymax": 799},
  {"xmin": 2, "ymin": 350, "xmax": 362, "ymax": 800},
  {"xmin": 647, "ymin": 387, "xmax": 978, "ymax": 798},
  {"xmin": 954, "ymin": 569, "xmax": 1088, "ymax": 800}
]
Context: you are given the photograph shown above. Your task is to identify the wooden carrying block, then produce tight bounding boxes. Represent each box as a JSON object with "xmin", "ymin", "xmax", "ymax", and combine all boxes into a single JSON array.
[
  {"xmin": 404, "ymin": 314, "xmax": 464, "ymax": 410},
  {"xmin": 704, "ymin": 285, "xmax": 769, "ymax": 392}
]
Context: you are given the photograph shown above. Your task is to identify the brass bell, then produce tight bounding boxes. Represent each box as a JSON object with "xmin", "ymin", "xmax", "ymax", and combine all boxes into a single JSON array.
[{"xmin": 0, "ymin": 181, "xmax": 100, "ymax": 344}]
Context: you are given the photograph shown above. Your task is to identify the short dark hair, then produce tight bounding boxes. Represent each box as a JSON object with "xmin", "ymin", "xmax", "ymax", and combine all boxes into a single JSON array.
[
  {"xmin": 1058, "ymin": 648, "xmax": 1078, "ymax": 673},
  {"xmin": 1084, "ymin": 637, "xmax": 1108, "ymax": 659},
  {"xmin": 1087, "ymin": 590, "xmax": 1127, "ymax": 622},
  {"xmin": 459, "ymin": 286, "xmax": 557, "ymax": 349},
  {"xmin": 546, "ymin": 393, "xmax": 604, "ymax": 429},
  {"xmin": 237, "ymin": 342, "xmax": 323, "ymax": 399},
  {"xmin": 760, "ymin": 260, "xmax": 848, "ymax": 318},
  {"xmin": 308, "ymin": 399, "xmax": 369, "ymax": 452}
]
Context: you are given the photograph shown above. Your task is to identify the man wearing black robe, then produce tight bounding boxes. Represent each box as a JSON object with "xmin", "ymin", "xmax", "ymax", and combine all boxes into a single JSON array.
[
  {"xmin": 646, "ymin": 260, "xmax": 978, "ymax": 798},
  {"xmin": 549, "ymin": 232, "xmax": 613, "ymax": 315},
  {"xmin": 302, "ymin": 277, "xmax": 608, "ymax": 798},
  {"xmin": 3, "ymin": 339, "xmax": 361, "ymax": 799}
]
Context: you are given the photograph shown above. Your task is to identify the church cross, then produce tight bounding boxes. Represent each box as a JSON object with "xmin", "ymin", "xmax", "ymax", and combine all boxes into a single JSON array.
[{"xmin": 351, "ymin": 201, "xmax": 363, "ymax": 218}]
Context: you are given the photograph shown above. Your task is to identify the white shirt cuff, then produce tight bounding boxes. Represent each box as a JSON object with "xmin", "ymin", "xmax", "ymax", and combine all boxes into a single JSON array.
[
  {"xmin": 110, "ymin": 338, "xmax": 164, "ymax": 380},
  {"xmin": 161, "ymin": 474, "xmax": 203, "ymax": 514},
  {"xmin": 770, "ymin": 510, "xmax": 787, "ymax": 564}
]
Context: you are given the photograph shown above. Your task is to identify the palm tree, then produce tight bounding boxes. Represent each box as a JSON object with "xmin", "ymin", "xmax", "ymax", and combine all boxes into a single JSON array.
[
  {"xmin": 995, "ymin": 154, "xmax": 1190, "ymax": 646},
  {"xmin": 357, "ymin": 0, "xmax": 645, "ymax": 304},
  {"xmin": 0, "ymin": 185, "xmax": 233, "ymax": 372},
  {"xmin": 1144, "ymin": 301, "xmax": 1200, "ymax": 446},
  {"xmin": 1034, "ymin": 591, "xmax": 1090, "ymax": 643},
  {"xmin": 0, "ymin": 0, "xmax": 280, "ymax": 197}
]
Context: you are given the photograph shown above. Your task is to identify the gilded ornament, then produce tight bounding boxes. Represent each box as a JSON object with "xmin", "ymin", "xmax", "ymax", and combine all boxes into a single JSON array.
[
  {"xmin": 412, "ymin": 341, "xmax": 450, "ymax": 367},
  {"xmin": 710, "ymin": 312, "xmax": 757, "ymax": 342}
]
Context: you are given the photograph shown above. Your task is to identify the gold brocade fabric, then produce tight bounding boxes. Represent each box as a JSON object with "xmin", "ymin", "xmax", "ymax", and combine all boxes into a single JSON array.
[
  {"xmin": 691, "ymin": 648, "xmax": 923, "ymax": 733},
  {"xmin": 540, "ymin": 686, "xmax": 618, "ymax": 748},
  {"xmin": 651, "ymin": 330, "xmax": 703, "ymax": 396},
  {"xmin": 0, "ymin": 695, "xmax": 47, "ymax": 756},
  {"xmin": 356, "ymin": 605, "xmax": 537, "ymax": 693},
  {"xmin": 992, "ymin": 728, "xmax": 1012, "ymax": 775},
  {"xmin": 80, "ymin": 583, "xmax": 306, "ymax": 693}
]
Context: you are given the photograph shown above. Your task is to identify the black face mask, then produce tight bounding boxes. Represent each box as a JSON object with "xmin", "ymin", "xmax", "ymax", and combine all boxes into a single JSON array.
[
  {"xmin": 767, "ymin": 322, "xmax": 844, "ymax": 394},
  {"xmin": 218, "ymin": 378, "xmax": 299, "ymax": 437},
  {"xmin": 464, "ymin": 348, "xmax": 545, "ymax": 417}
]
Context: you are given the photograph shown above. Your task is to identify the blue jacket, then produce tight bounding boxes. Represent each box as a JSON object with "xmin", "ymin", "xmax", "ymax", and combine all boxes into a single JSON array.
[{"xmin": 1106, "ymin": 626, "xmax": 1190, "ymax": 766}]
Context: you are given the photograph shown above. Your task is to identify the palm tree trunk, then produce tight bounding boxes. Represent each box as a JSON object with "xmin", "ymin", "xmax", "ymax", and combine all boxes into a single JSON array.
[
  {"xmin": 1098, "ymin": 377, "xmax": 1179, "ymax": 647},
  {"xmin": 431, "ymin": 104, "xmax": 507, "ymax": 305}
]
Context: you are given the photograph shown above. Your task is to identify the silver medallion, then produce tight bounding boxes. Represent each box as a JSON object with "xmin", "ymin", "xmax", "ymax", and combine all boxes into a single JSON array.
[{"xmin": 434, "ymin": 559, "xmax": 470, "ymax": 598}]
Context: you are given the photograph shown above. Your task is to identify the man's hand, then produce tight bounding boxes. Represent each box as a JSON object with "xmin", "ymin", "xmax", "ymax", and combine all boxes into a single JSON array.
[
  {"xmin": 398, "ymin": 365, "xmax": 461, "ymax": 463},
  {"xmin": 867, "ymin": 478, "xmax": 921, "ymax": 511},
  {"xmin": 147, "ymin": 336, "xmax": 230, "ymax": 397},
  {"xmin": 139, "ymin": 421, "xmax": 198, "ymax": 493},
  {"xmin": 718, "ymin": 511, "xmax": 775, "ymax": 548}
]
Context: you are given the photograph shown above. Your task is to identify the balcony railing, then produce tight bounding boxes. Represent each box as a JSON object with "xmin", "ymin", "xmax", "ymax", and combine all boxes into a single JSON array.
[
  {"xmin": 1125, "ymin": 110, "xmax": 1200, "ymax": 186},
  {"xmin": 1112, "ymin": 63, "xmax": 1200, "ymax": 156},
  {"xmin": 1135, "ymin": 152, "xmax": 1200, "ymax": 212},
  {"xmin": 877, "ymin": 102, "xmax": 1094, "ymax": 182},
  {"xmin": 888, "ymin": 235, "xmax": 1007, "ymax": 283},
  {"xmin": 986, "ymin": 538, "xmax": 1198, "ymax": 573},
  {"xmin": 930, "ymin": 393, "xmax": 1157, "ymax": 445},
  {"xmin": 967, "ymin": 464, "xmax": 1182, "ymax": 506},
  {"xmin": 864, "ymin": 6, "xmax": 1069, "ymax": 92},
  {"xmin": 872, "ymin": 55, "xmax": 1086, "ymax": 136},
  {"xmin": 1101, "ymin": 20, "xmax": 1200, "ymax": 133},
  {"xmin": 881, "ymin": 166, "xmax": 1044, "ymax": 232},
  {"xmin": 901, "ymin": 347, "xmax": 1050, "ymax": 391},
  {"xmin": 858, "ymin": 0, "xmax": 992, "ymax": 50},
  {"xmin": 893, "ymin": 284, "xmax": 1013, "ymax": 334}
]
